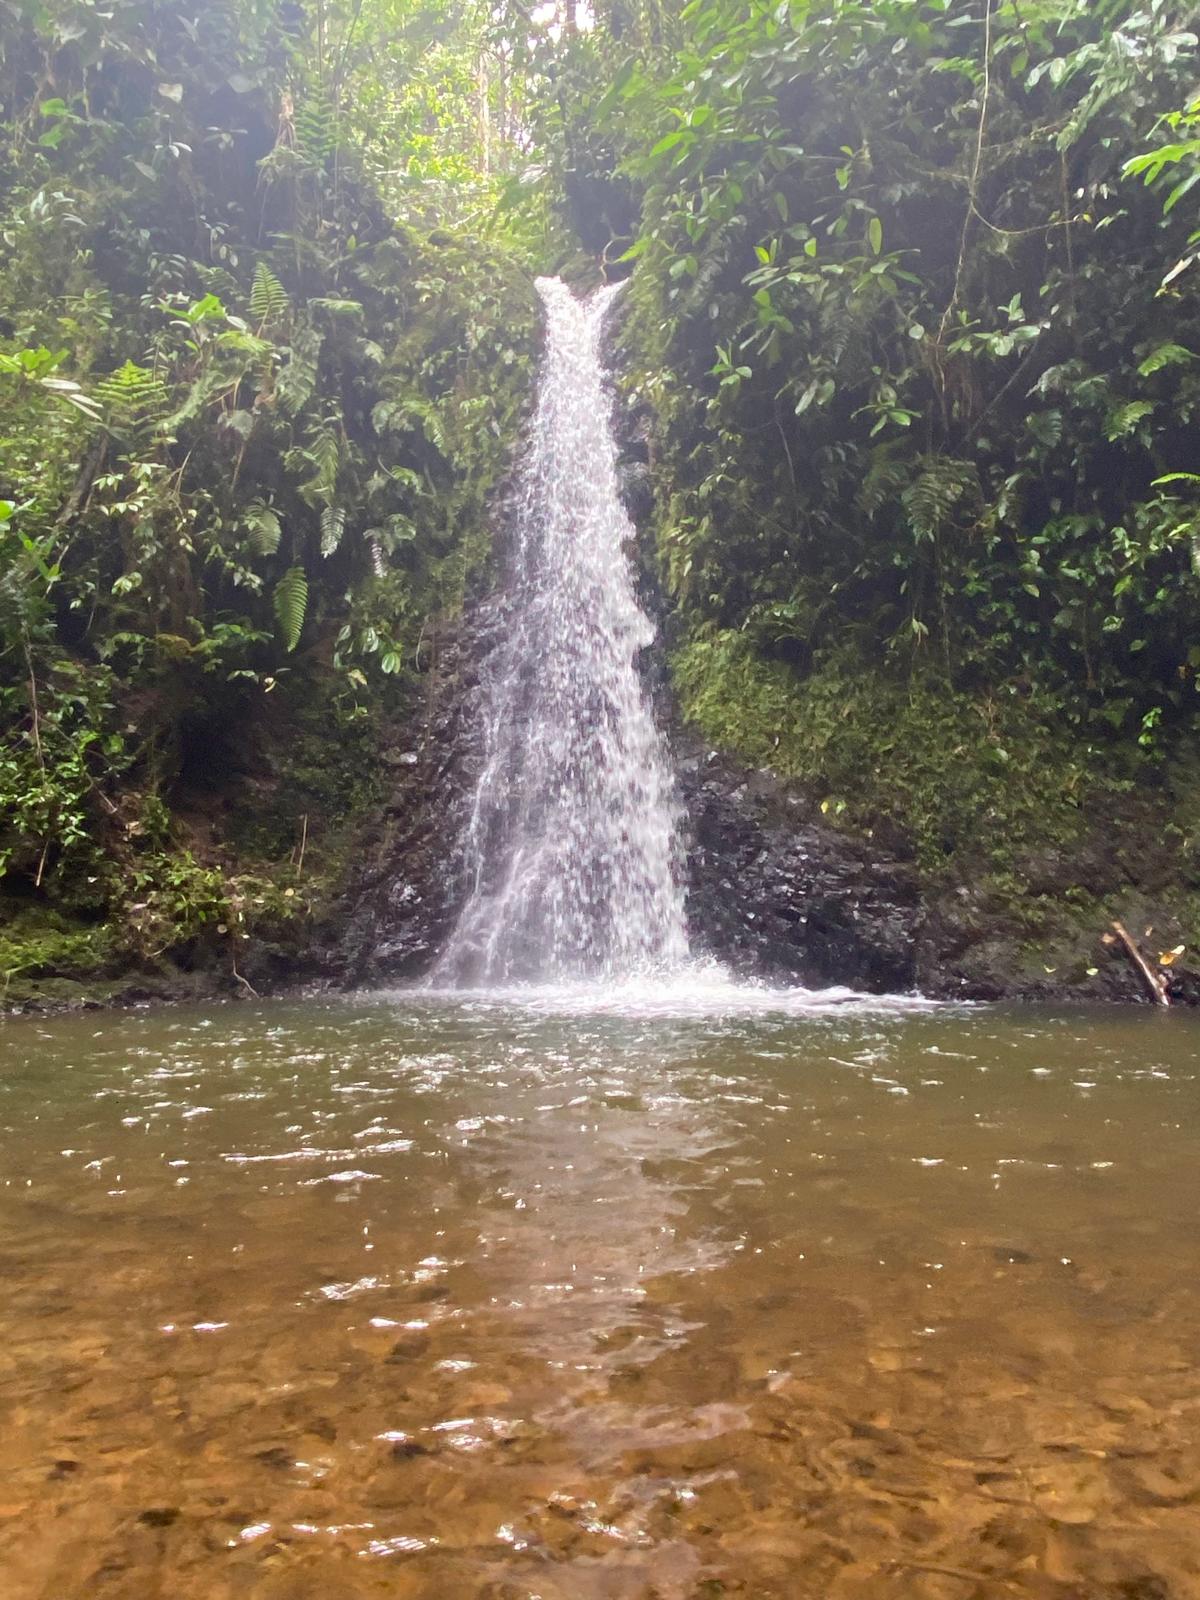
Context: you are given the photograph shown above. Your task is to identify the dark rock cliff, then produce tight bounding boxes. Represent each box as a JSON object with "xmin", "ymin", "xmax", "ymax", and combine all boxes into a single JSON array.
[
  {"xmin": 677, "ymin": 743, "xmax": 919, "ymax": 991},
  {"xmin": 336, "ymin": 621, "xmax": 480, "ymax": 988}
]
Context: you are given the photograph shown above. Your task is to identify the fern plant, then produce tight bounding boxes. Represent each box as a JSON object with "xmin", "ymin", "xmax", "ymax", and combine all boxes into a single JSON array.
[
  {"xmin": 295, "ymin": 90, "xmax": 339, "ymax": 167},
  {"xmin": 249, "ymin": 261, "xmax": 290, "ymax": 330},
  {"xmin": 287, "ymin": 417, "xmax": 342, "ymax": 510},
  {"xmin": 272, "ymin": 565, "xmax": 308, "ymax": 653},
  {"xmin": 276, "ymin": 325, "xmax": 322, "ymax": 416},
  {"xmin": 858, "ymin": 453, "xmax": 909, "ymax": 520},
  {"xmin": 1105, "ymin": 400, "xmax": 1156, "ymax": 441},
  {"xmin": 902, "ymin": 457, "xmax": 981, "ymax": 543},
  {"xmin": 242, "ymin": 499, "xmax": 282, "ymax": 556},
  {"xmin": 94, "ymin": 360, "xmax": 169, "ymax": 440},
  {"xmin": 320, "ymin": 504, "xmax": 346, "ymax": 557}
]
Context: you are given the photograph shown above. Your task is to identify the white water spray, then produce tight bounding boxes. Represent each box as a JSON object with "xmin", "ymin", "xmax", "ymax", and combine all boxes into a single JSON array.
[{"xmin": 433, "ymin": 277, "xmax": 690, "ymax": 986}]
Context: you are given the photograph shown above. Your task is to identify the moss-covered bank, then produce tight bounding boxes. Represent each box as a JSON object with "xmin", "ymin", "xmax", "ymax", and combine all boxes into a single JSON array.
[{"xmin": 671, "ymin": 629, "xmax": 1200, "ymax": 1000}]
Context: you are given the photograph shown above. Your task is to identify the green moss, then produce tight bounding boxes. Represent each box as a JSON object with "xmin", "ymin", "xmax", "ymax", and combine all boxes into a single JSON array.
[
  {"xmin": 224, "ymin": 674, "xmax": 386, "ymax": 867},
  {"xmin": 0, "ymin": 903, "xmax": 117, "ymax": 1003},
  {"xmin": 672, "ymin": 629, "xmax": 1114, "ymax": 874}
]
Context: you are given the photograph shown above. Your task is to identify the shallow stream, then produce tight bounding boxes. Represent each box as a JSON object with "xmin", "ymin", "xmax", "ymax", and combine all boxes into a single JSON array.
[{"xmin": 2, "ymin": 989, "xmax": 1198, "ymax": 1598}]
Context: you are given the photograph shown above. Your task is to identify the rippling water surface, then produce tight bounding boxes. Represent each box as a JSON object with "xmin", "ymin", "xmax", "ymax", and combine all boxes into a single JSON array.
[{"xmin": 2, "ymin": 992, "xmax": 1199, "ymax": 1599}]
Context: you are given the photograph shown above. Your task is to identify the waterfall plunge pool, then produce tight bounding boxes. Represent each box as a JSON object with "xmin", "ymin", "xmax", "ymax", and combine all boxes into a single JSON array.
[{"xmin": 2, "ymin": 993, "xmax": 1199, "ymax": 1599}]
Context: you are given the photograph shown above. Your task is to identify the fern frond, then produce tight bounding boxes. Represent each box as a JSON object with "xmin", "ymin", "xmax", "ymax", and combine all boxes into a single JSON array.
[
  {"xmin": 158, "ymin": 367, "xmax": 227, "ymax": 436},
  {"xmin": 309, "ymin": 297, "xmax": 364, "ymax": 322},
  {"xmin": 858, "ymin": 455, "xmax": 909, "ymax": 519},
  {"xmin": 295, "ymin": 90, "xmax": 339, "ymax": 166},
  {"xmin": 276, "ymin": 325, "xmax": 322, "ymax": 416},
  {"xmin": 249, "ymin": 261, "xmax": 290, "ymax": 328},
  {"xmin": 371, "ymin": 394, "xmax": 448, "ymax": 454},
  {"xmin": 95, "ymin": 359, "xmax": 169, "ymax": 436},
  {"xmin": 902, "ymin": 456, "xmax": 981, "ymax": 542},
  {"xmin": 1105, "ymin": 400, "xmax": 1155, "ymax": 441},
  {"xmin": 196, "ymin": 264, "xmax": 241, "ymax": 303},
  {"xmin": 1026, "ymin": 409, "xmax": 1063, "ymax": 450},
  {"xmin": 995, "ymin": 471, "xmax": 1027, "ymax": 531},
  {"xmin": 1137, "ymin": 342, "xmax": 1194, "ymax": 377},
  {"xmin": 288, "ymin": 420, "xmax": 342, "ymax": 508},
  {"xmin": 818, "ymin": 297, "xmax": 870, "ymax": 381},
  {"xmin": 320, "ymin": 504, "xmax": 346, "ymax": 557},
  {"xmin": 272, "ymin": 565, "xmax": 308, "ymax": 652},
  {"xmin": 243, "ymin": 499, "xmax": 282, "ymax": 556}
]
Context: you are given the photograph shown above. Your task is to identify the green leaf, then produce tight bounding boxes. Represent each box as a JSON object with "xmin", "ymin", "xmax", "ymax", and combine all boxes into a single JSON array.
[
  {"xmin": 249, "ymin": 261, "xmax": 290, "ymax": 326},
  {"xmin": 595, "ymin": 58, "xmax": 637, "ymax": 116},
  {"xmin": 1104, "ymin": 400, "xmax": 1155, "ymax": 441},
  {"xmin": 650, "ymin": 129, "xmax": 686, "ymax": 158},
  {"xmin": 272, "ymin": 566, "xmax": 308, "ymax": 653},
  {"xmin": 243, "ymin": 500, "xmax": 282, "ymax": 556},
  {"xmin": 1165, "ymin": 171, "xmax": 1200, "ymax": 214},
  {"xmin": 868, "ymin": 216, "xmax": 883, "ymax": 255},
  {"xmin": 617, "ymin": 236, "xmax": 650, "ymax": 264},
  {"xmin": 320, "ymin": 504, "xmax": 347, "ymax": 557},
  {"xmin": 1137, "ymin": 343, "xmax": 1194, "ymax": 376}
]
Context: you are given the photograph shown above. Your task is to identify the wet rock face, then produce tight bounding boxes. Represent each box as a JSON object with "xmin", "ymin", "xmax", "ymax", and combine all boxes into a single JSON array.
[
  {"xmin": 337, "ymin": 618, "xmax": 481, "ymax": 988},
  {"xmin": 677, "ymin": 744, "xmax": 921, "ymax": 993}
]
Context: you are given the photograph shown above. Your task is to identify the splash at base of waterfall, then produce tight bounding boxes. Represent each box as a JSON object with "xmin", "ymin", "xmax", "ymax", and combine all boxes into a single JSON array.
[{"xmin": 420, "ymin": 959, "xmax": 935, "ymax": 1019}]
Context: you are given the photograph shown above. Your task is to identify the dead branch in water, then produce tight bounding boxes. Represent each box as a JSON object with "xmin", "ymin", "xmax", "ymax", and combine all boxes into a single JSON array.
[{"xmin": 1107, "ymin": 920, "xmax": 1170, "ymax": 1007}]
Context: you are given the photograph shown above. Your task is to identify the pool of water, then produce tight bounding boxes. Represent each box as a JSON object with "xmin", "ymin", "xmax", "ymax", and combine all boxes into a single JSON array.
[{"xmin": 1, "ymin": 991, "xmax": 1198, "ymax": 1598}]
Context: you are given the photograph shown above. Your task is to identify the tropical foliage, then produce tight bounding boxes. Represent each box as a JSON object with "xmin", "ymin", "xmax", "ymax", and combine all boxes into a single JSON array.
[
  {"xmin": 594, "ymin": 1, "xmax": 1200, "ymax": 746},
  {"xmin": 0, "ymin": 0, "xmax": 537, "ymax": 936}
]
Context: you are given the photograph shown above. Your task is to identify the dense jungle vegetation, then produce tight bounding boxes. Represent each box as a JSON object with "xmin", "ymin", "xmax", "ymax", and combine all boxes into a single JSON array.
[{"xmin": 2, "ymin": 0, "xmax": 1199, "ymax": 1001}]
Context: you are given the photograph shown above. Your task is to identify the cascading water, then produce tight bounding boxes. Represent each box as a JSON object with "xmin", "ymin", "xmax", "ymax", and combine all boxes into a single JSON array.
[{"xmin": 433, "ymin": 276, "xmax": 691, "ymax": 987}]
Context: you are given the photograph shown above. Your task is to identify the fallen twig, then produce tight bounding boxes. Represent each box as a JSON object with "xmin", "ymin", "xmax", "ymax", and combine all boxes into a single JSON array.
[
  {"xmin": 1108, "ymin": 920, "xmax": 1170, "ymax": 1006},
  {"xmin": 230, "ymin": 948, "xmax": 260, "ymax": 999}
]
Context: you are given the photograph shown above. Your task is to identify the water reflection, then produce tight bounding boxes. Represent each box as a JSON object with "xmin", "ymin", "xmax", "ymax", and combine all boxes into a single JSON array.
[{"xmin": 0, "ymin": 999, "xmax": 1198, "ymax": 1597}]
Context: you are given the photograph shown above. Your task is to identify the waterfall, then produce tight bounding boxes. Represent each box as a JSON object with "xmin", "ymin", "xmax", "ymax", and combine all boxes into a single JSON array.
[{"xmin": 433, "ymin": 276, "xmax": 691, "ymax": 987}]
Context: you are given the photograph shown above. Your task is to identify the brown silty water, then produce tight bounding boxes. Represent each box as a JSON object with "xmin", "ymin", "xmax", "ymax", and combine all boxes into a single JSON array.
[{"xmin": 1, "ymin": 991, "xmax": 1199, "ymax": 1599}]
